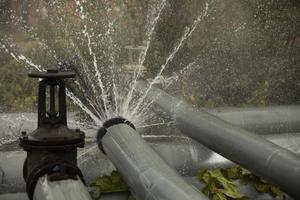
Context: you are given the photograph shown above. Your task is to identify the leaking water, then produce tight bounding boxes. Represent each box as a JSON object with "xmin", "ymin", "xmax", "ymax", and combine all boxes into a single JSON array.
[
  {"xmin": 0, "ymin": 0, "xmax": 299, "ymax": 175},
  {"xmin": 0, "ymin": 1, "xmax": 211, "ymax": 130}
]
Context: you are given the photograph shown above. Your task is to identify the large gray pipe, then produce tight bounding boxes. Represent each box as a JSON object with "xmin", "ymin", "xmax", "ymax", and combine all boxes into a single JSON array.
[
  {"xmin": 1, "ymin": 177, "xmax": 295, "ymax": 200},
  {"xmin": 1, "ymin": 106, "xmax": 300, "ymax": 141},
  {"xmin": 209, "ymin": 105, "xmax": 300, "ymax": 134},
  {"xmin": 98, "ymin": 120, "xmax": 208, "ymax": 200},
  {"xmin": 0, "ymin": 193, "xmax": 128, "ymax": 200},
  {"xmin": 136, "ymin": 80, "xmax": 300, "ymax": 199},
  {"xmin": 1, "ymin": 133, "xmax": 300, "ymax": 194}
]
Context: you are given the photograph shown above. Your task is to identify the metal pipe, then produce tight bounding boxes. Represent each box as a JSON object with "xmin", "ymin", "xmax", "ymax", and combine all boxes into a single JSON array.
[
  {"xmin": 0, "ymin": 193, "xmax": 128, "ymax": 200},
  {"xmin": 1, "ymin": 105, "xmax": 300, "ymax": 140},
  {"xmin": 0, "ymin": 151, "xmax": 26, "ymax": 193},
  {"xmin": 1, "ymin": 133, "xmax": 300, "ymax": 194},
  {"xmin": 135, "ymin": 80, "xmax": 300, "ymax": 199},
  {"xmin": 98, "ymin": 120, "xmax": 209, "ymax": 200},
  {"xmin": 1, "ymin": 177, "xmax": 295, "ymax": 200},
  {"xmin": 33, "ymin": 175, "xmax": 92, "ymax": 200},
  {"xmin": 210, "ymin": 105, "xmax": 300, "ymax": 134}
]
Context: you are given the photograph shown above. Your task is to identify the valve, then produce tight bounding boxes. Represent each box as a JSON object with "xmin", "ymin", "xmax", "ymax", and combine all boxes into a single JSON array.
[{"xmin": 19, "ymin": 69, "xmax": 85, "ymax": 199}]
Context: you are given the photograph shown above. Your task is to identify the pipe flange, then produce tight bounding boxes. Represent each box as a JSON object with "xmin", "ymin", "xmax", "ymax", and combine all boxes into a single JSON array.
[
  {"xmin": 26, "ymin": 160, "xmax": 84, "ymax": 200},
  {"xmin": 97, "ymin": 117, "xmax": 135, "ymax": 153}
]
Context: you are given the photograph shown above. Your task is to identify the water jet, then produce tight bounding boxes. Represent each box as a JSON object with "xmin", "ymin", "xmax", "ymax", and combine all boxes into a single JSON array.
[{"xmin": 0, "ymin": 1, "xmax": 299, "ymax": 200}]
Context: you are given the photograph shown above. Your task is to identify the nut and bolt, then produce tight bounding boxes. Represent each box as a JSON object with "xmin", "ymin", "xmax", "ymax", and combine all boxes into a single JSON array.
[
  {"xmin": 21, "ymin": 131, "xmax": 28, "ymax": 139},
  {"xmin": 21, "ymin": 131, "xmax": 27, "ymax": 136}
]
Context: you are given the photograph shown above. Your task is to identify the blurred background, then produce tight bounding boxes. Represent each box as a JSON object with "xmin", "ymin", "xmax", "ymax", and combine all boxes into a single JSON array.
[{"xmin": 0, "ymin": 0, "xmax": 298, "ymax": 113}]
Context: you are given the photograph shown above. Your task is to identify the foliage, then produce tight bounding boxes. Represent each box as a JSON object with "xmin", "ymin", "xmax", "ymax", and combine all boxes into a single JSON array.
[
  {"xmin": 0, "ymin": 50, "xmax": 80, "ymax": 112},
  {"xmin": 198, "ymin": 169, "xmax": 247, "ymax": 200},
  {"xmin": 0, "ymin": 54, "xmax": 37, "ymax": 112},
  {"xmin": 89, "ymin": 171, "xmax": 131, "ymax": 200},
  {"xmin": 90, "ymin": 167, "xmax": 286, "ymax": 200},
  {"xmin": 198, "ymin": 167, "xmax": 286, "ymax": 200},
  {"xmin": 232, "ymin": 167, "xmax": 285, "ymax": 199}
]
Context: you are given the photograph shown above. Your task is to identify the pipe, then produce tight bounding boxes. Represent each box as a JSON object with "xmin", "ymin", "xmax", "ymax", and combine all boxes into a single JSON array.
[
  {"xmin": 0, "ymin": 151, "xmax": 26, "ymax": 193},
  {"xmin": 98, "ymin": 118, "xmax": 209, "ymax": 200},
  {"xmin": 209, "ymin": 105, "xmax": 300, "ymax": 134},
  {"xmin": 33, "ymin": 175, "xmax": 92, "ymax": 200},
  {"xmin": 1, "ymin": 177, "xmax": 294, "ymax": 200},
  {"xmin": 1, "ymin": 133, "xmax": 300, "ymax": 194},
  {"xmin": 135, "ymin": 80, "xmax": 300, "ymax": 199},
  {"xmin": 1, "ymin": 105, "xmax": 300, "ymax": 141},
  {"xmin": 0, "ymin": 193, "xmax": 128, "ymax": 200},
  {"xmin": 146, "ymin": 133, "xmax": 300, "ymax": 174}
]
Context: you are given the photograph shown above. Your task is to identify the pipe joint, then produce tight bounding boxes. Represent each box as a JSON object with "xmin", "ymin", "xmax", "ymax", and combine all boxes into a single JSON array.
[
  {"xmin": 25, "ymin": 159, "xmax": 84, "ymax": 200},
  {"xmin": 97, "ymin": 117, "xmax": 135, "ymax": 153}
]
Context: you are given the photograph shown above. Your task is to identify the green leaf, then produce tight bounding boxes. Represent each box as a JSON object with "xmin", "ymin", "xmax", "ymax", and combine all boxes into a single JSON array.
[
  {"xmin": 270, "ymin": 186, "xmax": 284, "ymax": 197},
  {"xmin": 90, "ymin": 171, "xmax": 129, "ymax": 193},
  {"xmin": 198, "ymin": 169, "xmax": 210, "ymax": 183},
  {"xmin": 240, "ymin": 167, "xmax": 252, "ymax": 176},
  {"xmin": 259, "ymin": 178, "xmax": 269, "ymax": 184},
  {"xmin": 198, "ymin": 169, "xmax": 207, "ymax": 178},
  {"xmin": 253, "ymin": 180, "xmax": 270, "ymax": 193},
  {"xmin": 201, "ymin": 183, "xmax": 211, "ymax": 196},
  {"xmin": 208, "ymin": 169, "xmax": 223, "ymax": 178},
  {"xmin": 221, "ymin": 167, "xmax": 240, "ymax": 180},
  {"xmin": 128, "ymin": 195, "xmax": 136, "ymax": 200},
  {"xmin": 209, "ymin": 181, "xmax": 218, "ymax": 194},
  {"xmin": 212, "ymin": 193, "xmax": 227, "ymax": 200},
  {"xmin": 218, "ymin": 189, "xmax": 245, "ymax": 199},
  {"xmin": 198, "ymin": 168, "xmax": 246, "ymax": 200},
  {"xmin": 208, "ymin": 169, "xmax": 238, "ymax": 191}
]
